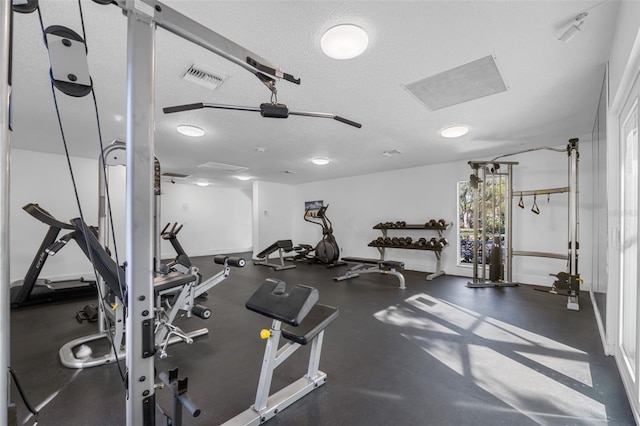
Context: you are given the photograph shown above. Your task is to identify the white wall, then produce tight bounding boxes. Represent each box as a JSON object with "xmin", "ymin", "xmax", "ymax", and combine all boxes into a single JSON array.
[
  {"xmin": 160, "ymin": 183, "xmax": 252, "ymax": 257},
  {"xmin": 283, "ymin": 145, "xmax": 594, "ymax": 287},
  {"xmin": 10, "ymin": 149, "xmax": 102, "ymax": 282},
  {"xmin": 291, "ymin": 163, "xmax": 466, "ymax": 275},
  {"xmin": 252, "ymin": 180, "xmax": 295, "ymax": 259},
  {"xmin": 9, "ymin": 149, "xmax": 252, "ymax": 283}
]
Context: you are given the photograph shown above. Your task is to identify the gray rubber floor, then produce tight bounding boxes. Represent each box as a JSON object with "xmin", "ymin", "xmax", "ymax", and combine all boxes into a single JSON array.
[{"xmin": 9, "ymin": 254, "xmax": 634, "ymax": 425}]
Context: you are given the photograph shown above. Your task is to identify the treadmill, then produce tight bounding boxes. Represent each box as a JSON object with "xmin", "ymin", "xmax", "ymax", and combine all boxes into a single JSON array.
[{"xmin": 10, "ymin": 203, "xmax": 97, "ymax": 308}]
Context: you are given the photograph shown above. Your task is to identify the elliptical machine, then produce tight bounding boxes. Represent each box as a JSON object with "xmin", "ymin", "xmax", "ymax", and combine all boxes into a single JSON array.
[{"xmin": 295, "ymin": 205, "xmax": 345, "ymax": 268}]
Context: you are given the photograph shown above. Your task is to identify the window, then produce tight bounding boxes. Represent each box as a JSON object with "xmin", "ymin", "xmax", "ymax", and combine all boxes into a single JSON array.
[{"xmin": 457, "ymin": 177, "xmax": 507, "ymax": 267}]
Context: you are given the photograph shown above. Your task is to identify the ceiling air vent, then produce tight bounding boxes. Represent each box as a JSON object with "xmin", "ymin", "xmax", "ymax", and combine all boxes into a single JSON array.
[
  {"xmin": 198, "ymin": 161, "xmax": 248, "ymax": 173},
  {"xmin": 403, "ymin": 55, "xmax": 508, "ymax": 111},
  {"xmin": 162, "ymin": 172, "xmax": 191, "ymax": 180},
  {"xmin": 182, "ymin": 64, "xmax": 226, "ymax": 91}
]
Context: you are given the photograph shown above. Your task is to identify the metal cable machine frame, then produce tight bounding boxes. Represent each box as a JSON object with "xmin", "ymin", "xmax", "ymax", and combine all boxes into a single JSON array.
[
  {"xmin": 2, "ymin": 0, "xmax": 302, "ymax": 424},
  {"xmin": 1, "ymin": 1, "xmax": 12, "ymax": 424},
  {"xmin": 466, "ymin": 161, "xmax": 519, "ymax": 288},
  {"xmin": 509, "ymin": 139, "xmax": 581, "ymax": 310}
]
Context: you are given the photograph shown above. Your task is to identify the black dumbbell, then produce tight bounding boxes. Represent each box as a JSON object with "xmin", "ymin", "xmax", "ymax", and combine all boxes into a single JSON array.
[
  {"xmin": 438, "ymin": 219, "xmax": 447, "ymax": 227},
  {"xmin": 428, "ymin": 237, "xmax": 438, "ymax": 248},
  {"xmin": 405, "ymin": 236, "xmax": 412, "ymax": 245},
  {"xmin": 416, "ymin": 237, "xmax": 427, "ymax": 247},
  {"xmin": 427, "ymin": 219, "xmax": 437, "ymax": 227},
  {"xmin": 439, "ymin": 238, "xmax": 449, "ymax": 247},
  {"xmin": 383, "ymin": 237, "xmax": 392, "ymax": 246}
]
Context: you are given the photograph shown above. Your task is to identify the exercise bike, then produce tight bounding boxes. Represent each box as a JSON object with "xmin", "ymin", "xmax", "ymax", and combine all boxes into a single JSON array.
[{"xmin": 294, "ymin": 205, "xmax": 345, "ymax": 268}]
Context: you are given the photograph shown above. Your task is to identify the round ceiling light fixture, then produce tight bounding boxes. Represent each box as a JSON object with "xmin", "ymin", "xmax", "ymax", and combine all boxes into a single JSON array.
[
  {"xmin": 312, "ymin": 157, "xmax": 330, "ymax": 166},
  {"xmin": 176, "ymin": 124, "xmax": 205, "ymax": 137},
  {"xmin": 440, "ymin": 125, "xmax": 469, "ymax": 138},
  {"xmin": 321, "ymin": 24, "xmax": 369, "ymax": 60},
  {"xmin": 195, "ymin": 181, "xmax": 210, "ymax": 187},
  {"xmin": 236, "ymin": 175, "xmax": 251, "ymax": 181}
]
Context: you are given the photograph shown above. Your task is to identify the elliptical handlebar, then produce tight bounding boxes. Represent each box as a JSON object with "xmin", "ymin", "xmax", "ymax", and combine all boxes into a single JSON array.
[{"xmin": 304, "ymin": 204, "xmax": 330, "ymax": 227}]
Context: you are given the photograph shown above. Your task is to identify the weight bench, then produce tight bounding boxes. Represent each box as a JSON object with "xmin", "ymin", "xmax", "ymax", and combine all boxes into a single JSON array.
[
  {"xmin": 59, "ymin": 217, "xmax": 245, "ymax": 368},
  {"xmin": 333, "ymin": 257, "xmax": 406, "ymax": 289},
  {"xmin": 254, "ymin": 239, "xmax": 296, "ymax": 270},
  {"xmin": 154, "ymin": 255, "xmax": 246, "ymax": 358},
  {"xmin": 223, "ymin": 278, "xmax": 338, "ymax": 426}
]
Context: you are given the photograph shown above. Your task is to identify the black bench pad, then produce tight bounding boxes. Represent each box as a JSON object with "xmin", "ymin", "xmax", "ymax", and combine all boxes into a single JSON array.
[
  {"xmin": 246, "ymin": 279, "xmax": 319, "ymax": 326},
  {"xmin": 154, "ymin": 271, "xmax": 197, "ymax": 294},
  {"xmin": 282, "ymin": 304, "xmax": 339, "ymax": 345},
  {"xmin": 341, "ymin": 257, "xmax": 404, "ymax": 270}
]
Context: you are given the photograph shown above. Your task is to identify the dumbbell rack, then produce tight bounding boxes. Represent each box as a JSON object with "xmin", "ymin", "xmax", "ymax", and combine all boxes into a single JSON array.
[{"xmin": 368, "ymin": 221, "xmax": 450, "ymax": 280}]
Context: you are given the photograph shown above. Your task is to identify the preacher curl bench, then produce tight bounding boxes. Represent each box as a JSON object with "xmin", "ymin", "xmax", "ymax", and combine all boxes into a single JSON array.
[{"xmin": 223, "ymin": 278, "xmax": 339, "ymax": 425}]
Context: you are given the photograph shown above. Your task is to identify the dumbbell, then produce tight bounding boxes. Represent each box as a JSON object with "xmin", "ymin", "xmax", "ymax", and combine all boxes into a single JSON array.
[
  {"xmin": 426, "ymin": 219, "xmax": 437, "ymax": 227},
  {"xmin": 428, "ymin": 237, "xmax": 439, "ymax": 248},
  {"xmin": 438, "ymin": 219, "xmax": 447, "ymax": 227},
  {"xmin": 395, "ymin": 221, "xmax": 406, "ymax": 228},
  {"xmin": 439, "ymin": 238, "xmax": 449, "ymax": 247},
  {"xmin": 383, "ymin": 237, "xmax": 392, "ymax": 246},
  {"xmin": 404, "ymin": 236, "xmax": 412, "ymax": 246},
  {"xmin": 391, "ymin": 237, "xmax": 400, "ymax": 246},
  {"xmin": 416, "ymin": 237, "xmax": 427, "ymax": 248}
]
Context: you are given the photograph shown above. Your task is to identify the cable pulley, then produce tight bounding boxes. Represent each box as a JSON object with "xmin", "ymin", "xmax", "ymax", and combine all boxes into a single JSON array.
[{"xmin": 44, "ymin": 25, "xmax": 92, "ymax": 97}]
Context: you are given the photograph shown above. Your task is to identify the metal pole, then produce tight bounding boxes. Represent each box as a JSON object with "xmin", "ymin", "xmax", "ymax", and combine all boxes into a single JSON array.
[
  {"xmin": 0, "ymin": 1, "xmax": 11, "ymax": 424},
  {"xmin": 507, "ymin": 164, "xmax": 513, "ymax": 282},
  {"xmin": 125, "ymin": 5, "xmax": 156, "ymax": 425},
  {"xmin": 568, "ymin": 140, "xmax": 579, "ymax": 276},
  {"xmin": 472, "ymin": 167, "xmax": 479, "ymax": 283},
  {"xmin": 480, "ymin": 166, "xmax": 487, "ymax": 283},
  {"xmin": 98, "ymin": 141, "xmax": 125, "ymax": 335}
]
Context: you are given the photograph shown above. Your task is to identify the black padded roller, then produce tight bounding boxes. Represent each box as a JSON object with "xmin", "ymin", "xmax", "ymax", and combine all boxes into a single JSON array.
[
  {"xmin": 333, "ymin": 115, "xmax": 362, "ymax": 128},
  {"xmin": 163, "ymin": 103, "xmax": 205, "ymax": 114}
]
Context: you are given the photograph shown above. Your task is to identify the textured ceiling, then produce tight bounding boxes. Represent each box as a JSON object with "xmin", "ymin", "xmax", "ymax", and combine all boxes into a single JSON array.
[{"xmin": 10, "ymin": 1, "xmax": 618, "ymax": 188}]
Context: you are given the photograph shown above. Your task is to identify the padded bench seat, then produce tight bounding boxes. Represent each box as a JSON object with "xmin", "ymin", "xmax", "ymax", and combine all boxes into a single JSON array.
[
  {"xmin": 341, "ymin": 257, "xmax": 404, "ymax": 270},
  {"xmin": 282, "ymin": 304, "xmax": 339, "ymax": 345},
  {"xmin": 154, "ymin": 271, "xmax": 197, "ymax": 294}
]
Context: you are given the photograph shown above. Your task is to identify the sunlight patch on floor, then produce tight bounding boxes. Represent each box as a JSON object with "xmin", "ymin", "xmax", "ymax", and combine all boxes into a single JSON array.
[{"xmin": 374, "ymin": 293, "xmax": 605, "ymax": 424}]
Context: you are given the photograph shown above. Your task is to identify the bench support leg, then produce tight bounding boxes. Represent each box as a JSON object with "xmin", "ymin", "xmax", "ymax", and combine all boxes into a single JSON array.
[{"xmin": 223, "ymin": 320, "xmax": 328, "ymax": 426}]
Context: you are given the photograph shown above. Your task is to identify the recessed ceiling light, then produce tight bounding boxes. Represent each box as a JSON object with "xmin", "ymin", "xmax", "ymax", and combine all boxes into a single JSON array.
[
  {"xmin": 236, "ymin": 175, "xmax": 251, "ymax": 181},
  {"xmin": 321, "ymin": 24, "xmax": 368, "ymax": 60},
  {"xmin": 440, "ymin": 125, "xmax": 469, "ymax": 138},
  {"xmin": 312, "ymin": 157, "xmax": 330, "ymax": 166},
  {"xmin": 195, "ymin": 181, "xmax": 210, "ymax": 187},
  {"xmin": 177, "ymin": 124, "xmax": 205, "ymax": 137}
]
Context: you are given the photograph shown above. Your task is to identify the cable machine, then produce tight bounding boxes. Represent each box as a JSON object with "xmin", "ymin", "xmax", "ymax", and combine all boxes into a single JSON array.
[
  {"xmin": 466, "ymin": 161, "xmax": 519, "ymax": 288},
  {"xmin": 508, "ymin": 139, "xmax": 581, "ymax": 310}
]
